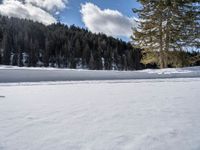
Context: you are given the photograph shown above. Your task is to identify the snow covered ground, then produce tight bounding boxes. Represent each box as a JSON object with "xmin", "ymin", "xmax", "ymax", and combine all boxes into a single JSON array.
[
  {"xmin": 0, "ymin": 78, "xmax": 200, "ymax": 150},
  {"xmin": 0, "ymin": 65, "xmax": 200, "ymax": 82}
]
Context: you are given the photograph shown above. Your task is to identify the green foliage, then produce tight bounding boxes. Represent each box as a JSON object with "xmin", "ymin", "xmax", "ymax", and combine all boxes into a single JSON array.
[
  {"xmin": 167, "ymin": 51, "xmax": 190, "ymax": 68},
  {"xmin": 133, "ymin": 0, "xmax": 200, "ymax": 68},
  {"xmin": 141, "ymin": 50, "xmax": 198, "ymax": 68},
  {"xmin": 141, "ymin": 51, "xmax": 158, "ymax": 65}
]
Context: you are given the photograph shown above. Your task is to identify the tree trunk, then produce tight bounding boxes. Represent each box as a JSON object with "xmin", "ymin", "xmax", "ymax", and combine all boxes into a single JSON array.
[{"xmin": 159, "ymin": 11, "xmax": 165, "ymax": 68}]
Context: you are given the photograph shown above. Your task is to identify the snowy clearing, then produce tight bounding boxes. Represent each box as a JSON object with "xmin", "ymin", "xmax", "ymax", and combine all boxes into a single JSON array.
[
  {"xmin": 0, "ymin": 78, "xmax": 200, "ymax": 150},
  {"xmin": 0, "ymin": 65, "xmax": 200, "ymax": 83}
]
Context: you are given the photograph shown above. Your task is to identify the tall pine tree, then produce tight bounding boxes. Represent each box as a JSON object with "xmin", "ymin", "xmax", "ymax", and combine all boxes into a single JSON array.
[{"xmin": 132, "ymin": 0, "xmax": 200, "ymax": 68}]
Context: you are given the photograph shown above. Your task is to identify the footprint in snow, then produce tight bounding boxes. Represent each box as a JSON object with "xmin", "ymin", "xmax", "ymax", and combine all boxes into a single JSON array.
[{"xmin": 0, "ymin": 96, "xmax": 5, "ymax": 99}]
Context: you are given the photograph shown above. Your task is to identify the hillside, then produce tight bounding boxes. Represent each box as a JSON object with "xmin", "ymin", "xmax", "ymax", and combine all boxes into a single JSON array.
[{"xmin": 0, "ymin": 15, "xmax": 141, "ymax": 70}]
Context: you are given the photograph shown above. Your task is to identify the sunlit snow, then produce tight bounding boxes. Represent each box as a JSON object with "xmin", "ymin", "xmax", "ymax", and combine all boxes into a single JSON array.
[{"xmin": 0, "ymin": 67, "xmax": 200, "ymax": 150}]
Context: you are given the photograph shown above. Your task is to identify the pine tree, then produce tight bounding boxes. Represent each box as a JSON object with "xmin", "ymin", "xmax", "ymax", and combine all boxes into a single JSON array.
[
  {"xmin": 0, "ymin": 27, "xmax": 3, "ymax": 64},
  {"xmin": 89, "ymin": 53, "xmax": 95, "ymax": 70},
  {"xmin": 0, "ymin": 27, "xmax": 2, "ymax": 42},
  {"xmin": 2, "ymin": 32, "xmax": 11, "ymax": 65},
  {"xmin": 44, "ymin": 37, "xmax": 50, "ymax": 67},
  {"xmin": 132, "ymin": 0, "xmax": 200, "ymax": 68}
]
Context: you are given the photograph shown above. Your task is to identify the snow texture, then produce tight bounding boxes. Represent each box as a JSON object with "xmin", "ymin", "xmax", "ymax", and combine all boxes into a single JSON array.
[
  {"xmin": 0, "ymin": 65, "xmax": 200, "ymax": 83},
  {"xmin": 0, "ymin": 78, "xmax": 200, "ymax": 150}
]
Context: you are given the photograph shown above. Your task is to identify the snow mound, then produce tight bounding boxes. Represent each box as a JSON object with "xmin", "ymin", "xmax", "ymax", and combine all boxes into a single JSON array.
[{"xmin": 0, "ymin": 66, "xmax": 200, "ymax": 83}]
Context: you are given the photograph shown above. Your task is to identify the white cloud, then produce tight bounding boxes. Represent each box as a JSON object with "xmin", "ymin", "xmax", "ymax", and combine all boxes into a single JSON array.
[
  {"xmin": 25, "ymin": 0, "xmax": 68, "ymax": 12},
  {"xmin": 80, "ymin": 2, "xmax": 136, "ymax": 38},
  {"xmin": 0, "ymin": 0, "xmax": 68, "ymax": 25}
]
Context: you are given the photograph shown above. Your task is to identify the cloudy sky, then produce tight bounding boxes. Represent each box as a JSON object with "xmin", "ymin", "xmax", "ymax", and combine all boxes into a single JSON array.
[{"xmin": 0, "ymin": 0, "xmax": 140, "ymax": 40}]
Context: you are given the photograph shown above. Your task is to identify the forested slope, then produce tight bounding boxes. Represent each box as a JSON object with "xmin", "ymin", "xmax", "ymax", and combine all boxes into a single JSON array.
[
  {"xmin": 0, "ymin": 15, "xmax": 199, "ymax": 70},
  {"xmin": 0, "ymin": 15, "xmax": 142, "ymax": 70}
]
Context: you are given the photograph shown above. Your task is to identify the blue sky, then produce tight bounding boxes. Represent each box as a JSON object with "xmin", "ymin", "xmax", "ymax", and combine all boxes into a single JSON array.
[
  {"xmin": 0, "ymin": 0, "xmax": 140, "ymax": 41},
  {"xmin": 61, "ymin": 0, "xmax": 140, "ymax": 28}
]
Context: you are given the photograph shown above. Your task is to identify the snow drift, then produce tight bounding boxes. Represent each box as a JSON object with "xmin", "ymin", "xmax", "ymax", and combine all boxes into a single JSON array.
[{"xmin": 0, "ymin": 66, "xmax": 200, "ymax": 83}]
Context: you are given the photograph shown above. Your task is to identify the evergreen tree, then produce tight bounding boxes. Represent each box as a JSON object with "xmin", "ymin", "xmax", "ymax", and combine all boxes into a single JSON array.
[
  {"xmin": 89, "ymin": 53, "xmax": 95, "ymax": 70},
  {"xmin": 132, "ymin": 0, "xmax": 200, "ymax": 68},
  {"xmin": 0, "ymin": 27, "xmax": 2, "ymax": 42},
  {"xmin": 2, "ymin": 32, "xmax": 11, "ymax": 65},
  {"xmin": 0, "ymin": 27, "xmax": 3, "ymax": 64}
]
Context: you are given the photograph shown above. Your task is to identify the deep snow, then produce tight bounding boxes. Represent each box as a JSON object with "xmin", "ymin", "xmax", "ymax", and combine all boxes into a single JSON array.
[
  {"xmin": 0, "ymin": 78, "xmax": 200, "ymax": 150},
  {"xmin": 0, "ymin": 65, "xmax": 200, "ymax": 82}
]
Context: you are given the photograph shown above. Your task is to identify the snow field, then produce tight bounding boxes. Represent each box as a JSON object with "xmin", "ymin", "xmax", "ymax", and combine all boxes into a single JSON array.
[{"xmin": 0, "ymin": 78, "xmax": 200, "ymax": 150}]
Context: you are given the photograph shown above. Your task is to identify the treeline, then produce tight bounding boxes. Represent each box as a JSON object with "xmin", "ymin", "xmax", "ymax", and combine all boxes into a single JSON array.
[
  {"xmin": 0, "ymin": 15, "xmax": 199, "ymax": 70},
  {"xmin": 0, "ymin": 15, "xmax": 142, "ymax": 70}
]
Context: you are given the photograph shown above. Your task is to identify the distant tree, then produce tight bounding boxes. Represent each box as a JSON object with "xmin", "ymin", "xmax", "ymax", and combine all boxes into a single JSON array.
[
  {"xmin": 89, "ymin": 53, "xmax": 95, "ymax": 70},
  {"xmin": 2, "ymin": 32, "xmax": 11, "ymax": 65},
  {"xmin": 44, "ymin": 37, "xmax": 50, "ymax": 67},
  {"xmin": 0, "ymin": 27, "xmax": 3, "ymax": 64},
  {"xmin": 0, "ymin": 27, "xmax": 2, "ymax": 42},
  {"xmin": 82, "ymin": 43, "xmax": 90, "ymax": 67}
]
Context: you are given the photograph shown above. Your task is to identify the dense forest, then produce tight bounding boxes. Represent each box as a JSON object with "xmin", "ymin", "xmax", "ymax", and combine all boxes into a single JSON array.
[
  {"xmin": 0, "ymin": 15, "xmax": 199, "ymax": 70},
  {"xmin": 0, "ymin": 15, "xmax": 142, "ymax": 70}
]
